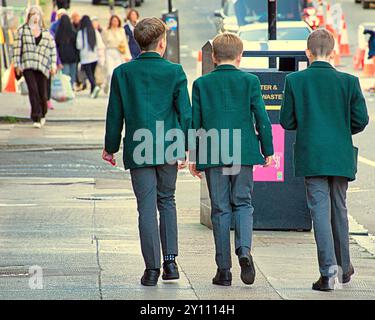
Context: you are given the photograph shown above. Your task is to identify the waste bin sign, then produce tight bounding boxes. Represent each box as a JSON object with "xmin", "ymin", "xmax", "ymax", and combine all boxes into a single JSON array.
[
  {"xmin": 162, "ymin": 11, "xmax": 180, "ymax": 64},
  {"xmin": 200, "ymin": 41, "xmax": 312, "ymax": 231}
]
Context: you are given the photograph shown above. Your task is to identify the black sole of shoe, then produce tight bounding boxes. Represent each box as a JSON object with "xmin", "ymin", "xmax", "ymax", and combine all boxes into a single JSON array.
[
  {"xmin": 312, "ymin": 286, "xmax": 334, "ymax": 292},
  {"xmin": 239, "ymin": 256, "xmax": 256, "ymax": 285},
  {"xmin": 342, "ymin": 271, "xmax": 355, "ymax": 284},
  {"xmin": 212, "ymin": 280, "xmax": 232, "ymax": 286},
  {"xmin": 162, "ymin": 274, "xmax": 180, "ymax": 281},
  {"xmin": 141, "ymin": 279, "xmax": 158, "ymax": 286}
]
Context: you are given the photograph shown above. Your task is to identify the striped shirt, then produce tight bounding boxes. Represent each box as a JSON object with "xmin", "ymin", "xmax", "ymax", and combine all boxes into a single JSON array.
[{"xmin": 13, "ymin": 24, "xmax": 57, "ymax": 78}]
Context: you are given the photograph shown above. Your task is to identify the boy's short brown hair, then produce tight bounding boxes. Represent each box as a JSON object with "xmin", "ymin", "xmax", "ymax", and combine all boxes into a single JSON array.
[
  {"xmin": 212, "ymin": 33, "xmax": 243, "ymax": 63},
  {"xmin": 307, "ymin": 29, "xmax": 335, "ymax": 57},
  {"xmin": 134, "ymin": 17, "xmax": 167, "ymax": 51}
]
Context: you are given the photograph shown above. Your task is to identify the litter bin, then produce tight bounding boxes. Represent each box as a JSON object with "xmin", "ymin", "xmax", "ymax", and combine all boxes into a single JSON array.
[
  {"xmin": 162, "ymin": 10, "xmax": 180, "ymax": 63},
  {"xmin": 200, "ymin": 41, "xmax": 312, "ymax": 231}
]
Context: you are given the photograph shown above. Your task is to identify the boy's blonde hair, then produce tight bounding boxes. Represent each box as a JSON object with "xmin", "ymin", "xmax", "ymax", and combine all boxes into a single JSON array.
[
  {"xmin": 307, "ymin": 29, "xmax": 335, "ymax": 57},
  {"xmin": 212, "ymin": 33, "xmax": 243, "ymax": 63}
]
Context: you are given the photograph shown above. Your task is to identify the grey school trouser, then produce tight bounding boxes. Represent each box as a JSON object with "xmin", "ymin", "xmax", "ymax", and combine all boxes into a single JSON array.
[
  {"xmin": 305, "ymin": 176, "xmax": 351, "ymax": 277},
  {"xmin": 205, "ymin": 165, "xmax": 254, "ymax": 270},
  {"xmin": 130, "ymin": 164, "xmax": 178, "ymax": 269}
]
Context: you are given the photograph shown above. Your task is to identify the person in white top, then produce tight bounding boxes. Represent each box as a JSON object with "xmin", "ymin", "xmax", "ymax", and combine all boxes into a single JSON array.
[
  {"xmin": 76, "ymin": 15, "xmax": 105, "ymax": 98},
  {"xmin": 102, "ymin": 15, "xmax": 131, "ymax": 94}
]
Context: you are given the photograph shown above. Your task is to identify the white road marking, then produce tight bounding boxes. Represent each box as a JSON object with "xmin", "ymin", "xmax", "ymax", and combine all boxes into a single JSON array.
[
  {"xmin": 359, "ymin": 156, "xmax": 375, "ymax": 167},
  {"xmin": 0, "ymin": 204, "xmax": 37, "ymax": 207}
]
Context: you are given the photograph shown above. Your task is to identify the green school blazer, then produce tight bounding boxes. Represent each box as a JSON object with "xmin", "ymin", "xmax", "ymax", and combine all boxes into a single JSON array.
[
  {"xmin": 191, "ymin": 64, "xmax": 274, "ymax": 171},
  {"xmin": 280, "ymin": 61, "xmax": 369, "ymax": 180},
  {"xmin": 104, "ymin": 52, "xmax": 192, "ymax": 170}
]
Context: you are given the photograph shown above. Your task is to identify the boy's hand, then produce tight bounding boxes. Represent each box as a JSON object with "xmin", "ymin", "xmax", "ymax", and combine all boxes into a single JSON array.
[
  {"xmin": 189, "ymin": 163, "xmax": 202, "ymax": 179},
  {"xmin": 263, "ymin": 156, "xmax": 273, "ymax": 167},
  {"xmin": 102, "ymin": 149, "xmax": 116, "ymax": 166},
  {"xmin": 178, "ymin": 159, "xmax": 188, "ymax": 170},
  {"xmin": 177, "ymin": 151, "xmax": 189, "ymax": 170}
]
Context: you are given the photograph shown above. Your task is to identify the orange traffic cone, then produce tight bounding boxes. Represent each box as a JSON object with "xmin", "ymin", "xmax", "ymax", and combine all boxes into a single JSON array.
[
  {"xmin": 333, "ymin": 31, "xmax": 341, "ymax": 67},
  {"xmin": 3, "ymin": 63, "xmax": 17, "ymax": 93},
  {"xmin": 196, "ymin": 50, "xmax": 202, "ymax": 78},
  {"xmin": 353, "ymin": 48, "xmax": 366, "ymax": 70},
  {"xmin": 340, "ymin": 16, "xmax": 351, "ymax": 57},
  {"xmin": 316, "ymin": 2, "xmax": 325, "ymax": 27},
  {"xmin": 362, "ymin": 47, "xmax": 375, "ymax": 77},
  {"xmin": 325, "ymin": 4, "xmax": 333, "ymax": 31}
]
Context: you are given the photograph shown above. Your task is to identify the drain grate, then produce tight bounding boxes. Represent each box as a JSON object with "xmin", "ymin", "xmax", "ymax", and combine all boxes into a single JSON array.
[
  {"xmin": 0, "ymin": 266, "xmax": 99, "ymax": 278},
  {"xmin": 76, "ymin": 195, "xmax": 135, "ymax": 201},
  {"xmin": 0, "ymin": 266, "xmax": 29, "ymax": 277}
]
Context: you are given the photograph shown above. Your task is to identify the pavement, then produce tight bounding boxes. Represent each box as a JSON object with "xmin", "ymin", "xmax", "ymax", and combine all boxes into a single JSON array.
[
  {"xmin": 1, "ymin": 175, "xmax": 375, "ymax": 300},
  {"xmin": 0, "ymin": 0, "xmax": 375, "ymax": 300}
]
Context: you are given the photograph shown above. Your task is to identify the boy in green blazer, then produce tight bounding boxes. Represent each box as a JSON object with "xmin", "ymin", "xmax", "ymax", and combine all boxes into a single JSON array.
[
  {"xmin": 189, "ymin": 33, "xmax": 274, "ymax": 286},
  {"xmin": 103, "ymin": 18, "xmax": 192, "ymax": 286},
  {"xmin": 280, "ymin": 29, "xmax": 369, "ymax": 291}
]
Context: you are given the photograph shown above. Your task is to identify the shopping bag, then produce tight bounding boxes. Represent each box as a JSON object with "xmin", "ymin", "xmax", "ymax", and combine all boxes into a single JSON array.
[
  {"xmin": 60, "ymin": 73, "xmax": 75, "ymax": 100},
  {"xmin": 51, "ymin": 71, "xmax": 74, "ymax": 102},
  {"xmin": 17, "ymin": 77, "xmax": 29, "ymax": 95}
]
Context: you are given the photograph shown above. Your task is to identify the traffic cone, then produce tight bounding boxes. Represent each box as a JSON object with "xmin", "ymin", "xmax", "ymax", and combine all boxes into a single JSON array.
[
  {"xmin": 316, "ymin": 2, "xmax": 325, "ymax": 27},
  {"xmin": 325, "ymin": 4, "xmax": 333, "ymax": 31},
  {"xmin": 362, "ymin": 47, "xmax": 375, "ymax": 77},
  {"xmin": 3, "ymin": 63, "xmax": 17, "ymax": 93},
  {"xmin": 196, "ymin": 50, "xmax": 202, "ymax": 78},
  {"xmin": 353, "ymin": 48, "xmax": 366, "ymax": 70},
  {"xmin": 333, "ymin": 31, "xmax": 341, "ymax": 67},
  {"xmin": 340, "ymin": 16, "xmax": 351, "ymax": 56}
]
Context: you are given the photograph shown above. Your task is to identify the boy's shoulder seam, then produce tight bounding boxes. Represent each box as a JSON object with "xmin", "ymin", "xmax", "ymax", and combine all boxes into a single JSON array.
[
  {"xmin": 287, "ymin": 69, "xmax": 307, "ymax": 76},
  {"xmin": 244, "ymin": 72, "xmax": 260, "ymax": 80},
  {"xmin": 194, "ymin": 69, "xmax": 256, "ymax": 84},
  {"xmin": 334, "ymin": 69, "xmax": 358, "ymax": 81}
]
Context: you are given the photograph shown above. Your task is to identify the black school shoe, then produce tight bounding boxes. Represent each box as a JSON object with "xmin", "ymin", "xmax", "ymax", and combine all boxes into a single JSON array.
[
  {"xmin": 141, "ymin": 269, "xmax": 160, "ymax": 286},
  {"xmin": 237, "ymin": 247, "xmax": 256, "ymax": 285},
  {"xmin": 312, "ymin": 276, "xmax": 335, "ymax": 291},
  {"xmin": 162, "ymin": 261, "xmax": 180, "ymax": 280},
  {"xmin": 341, "ymin": 264, "xmax": 355, "ymax": 284},
  {"xmin": 212, "ymin": 269, "xmax": 232, "ymax": 286}
]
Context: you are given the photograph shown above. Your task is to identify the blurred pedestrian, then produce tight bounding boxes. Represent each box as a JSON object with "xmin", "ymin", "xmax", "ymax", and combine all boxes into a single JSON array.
[
  {"xmin": 76, "ymin": 15, "xmax": 104, "ymax": 98},
  {"xmin": 55, "ymin": 15, "xmax": 80, "ymax": 88},
  {"xmin": 51, "ymin": 2, "xmax": 57, "ymax": 23},
  {"xmin": 54, "ymin": 0, "xmax": 70, "ymax": 10},
  {"xmin": 92, "ymin": 16, "xmax": 103, "ymax": 34},
  {"xmin": 13, "ymin": 5, "xmax": 57, "ymax": 128},
  {"xmin": 92, "ymin": 17, "xmax": 106, "ymax": 88},
  {"xmin": 71, "ymin": 11, "xmax": 81, "ymax": 31},
  {"xmin": 70, "ymin": 11, "xmax": 84, "ymax": 90},
  {"xmin": 102, "ymin": 15, "xmax": 131, "ymax": 94},
  {"xmin": 49, "ymin": 15, "xmax": 65, "ymax": 111},
  {"xmin": 50, "ymin": 8, "xmax": 66, "ymax": 35},
  {"xmin": 364, "ymin": 29, "xmax": 375, "ymax": 93},
  {"xmin": 124, "ymin": 9, "xmax": 141, "ymax": 59}
]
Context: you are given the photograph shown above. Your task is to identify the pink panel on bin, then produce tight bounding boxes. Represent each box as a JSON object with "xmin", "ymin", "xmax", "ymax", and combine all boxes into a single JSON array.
[{"xmin": 253, "ymin": 124, "xmax": 285, "ymax": 182}]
